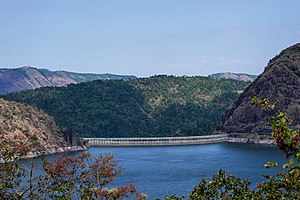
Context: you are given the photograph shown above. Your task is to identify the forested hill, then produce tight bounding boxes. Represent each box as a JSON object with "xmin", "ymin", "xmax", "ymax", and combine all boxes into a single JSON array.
[
  {"xmin": 5, "ymin": 76, "xmax": 249, "ymax": 138},
  {"xmin": 0, "ymin": 66, "xmax": 136, "ymax": 95}
]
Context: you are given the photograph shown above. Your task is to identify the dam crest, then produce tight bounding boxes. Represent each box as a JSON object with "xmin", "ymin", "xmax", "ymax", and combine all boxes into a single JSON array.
[{"xmin": 82, "ymin": 134, "xmax": 229, "ymax": 147}]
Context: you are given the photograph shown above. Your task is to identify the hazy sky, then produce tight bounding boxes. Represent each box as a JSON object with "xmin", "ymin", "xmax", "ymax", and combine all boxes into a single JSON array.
[{"xmin": 0, "ymin": 1, "xmax": 299, "ymax": 77}]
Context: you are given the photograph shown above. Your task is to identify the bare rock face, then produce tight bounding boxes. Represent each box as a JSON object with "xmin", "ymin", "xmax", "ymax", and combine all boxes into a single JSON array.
[
  {"xmin": 0, "ymin": 66, "xmax": 136, "ymax": 95},
  {"xmin": 216, "ymin": 43, "xmax": 300, "ymax": 139},
  {"xmin": 0, "ymin": 98, "xmax": 68, "ymax": 154}
]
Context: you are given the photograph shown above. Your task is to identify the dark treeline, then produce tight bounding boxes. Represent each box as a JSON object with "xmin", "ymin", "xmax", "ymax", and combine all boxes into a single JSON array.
[{"xmin": 5, "ymin": 75, "xmax": 249, "ymax": 138}]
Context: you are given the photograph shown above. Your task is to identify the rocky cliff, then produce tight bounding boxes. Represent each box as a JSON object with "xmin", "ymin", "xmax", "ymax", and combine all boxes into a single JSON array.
[
  {"xmin": 0, "ymin": 66, "xmax": 136, "ymax": 95},
  {"xmin": 0, "ymin": 98, "xmax": 79, "ymax": 157},
  {"xmin": 216, "ymin": 43, "xmax": 300, "ymax": 141}
]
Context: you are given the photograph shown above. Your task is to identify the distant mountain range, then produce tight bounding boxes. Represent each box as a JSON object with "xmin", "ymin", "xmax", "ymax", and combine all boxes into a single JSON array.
[
  {"xmin": 0, "ymin": 66, "xmax": 257, "ymax": 95},
  {"xmin": 208, "ymin": 73, "xmax": 257, "ymax": 82},
  {"xmin": 0, "ymin": 66, "xmax": 137, "ymax": 95}
]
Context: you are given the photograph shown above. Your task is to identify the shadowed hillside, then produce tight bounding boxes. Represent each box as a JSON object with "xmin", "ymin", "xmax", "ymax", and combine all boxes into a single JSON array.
[{"xmin": 216, "ymin": 43, "xmax": 300, "ymax": 141}]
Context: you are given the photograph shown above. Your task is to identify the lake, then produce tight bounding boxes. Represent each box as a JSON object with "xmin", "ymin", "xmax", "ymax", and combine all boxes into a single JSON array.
[{"xmin": 64, "ymin": 142, "xmax": 286, "ymax": 199}]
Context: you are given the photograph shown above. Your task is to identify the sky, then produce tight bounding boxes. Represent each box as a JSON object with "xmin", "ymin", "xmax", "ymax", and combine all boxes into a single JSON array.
[{"xmin": 0, "ymin": 1, "xmax": 299, "ymax": 77}]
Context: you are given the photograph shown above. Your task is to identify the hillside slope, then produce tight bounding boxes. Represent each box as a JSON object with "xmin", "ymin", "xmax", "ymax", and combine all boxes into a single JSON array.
[
  {"xmin": 216, "ymin": 43, "xmax": 300, "ymax": 140},
  {"xmin": 0, "ymin": 66, "xmax": 136, "ymax": 95},
  {"xmin": 0, "ymin": 98, "xmax": 69, "ymax": 156},
  {"xmin": 5, "ymin": 76, "xmax": 249, "ymax": 138}
]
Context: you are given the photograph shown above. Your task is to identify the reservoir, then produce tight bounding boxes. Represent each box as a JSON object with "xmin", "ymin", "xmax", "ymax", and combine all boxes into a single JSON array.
[{"xmin": 64, "ymin": 142, "xmax": 286, "ymax": 199}]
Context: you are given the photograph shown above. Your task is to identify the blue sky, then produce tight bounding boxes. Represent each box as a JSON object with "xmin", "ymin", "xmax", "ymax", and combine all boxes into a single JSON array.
[{"xmin": 0, "ymin": 1, "xmax": 299, "ymax": 77}]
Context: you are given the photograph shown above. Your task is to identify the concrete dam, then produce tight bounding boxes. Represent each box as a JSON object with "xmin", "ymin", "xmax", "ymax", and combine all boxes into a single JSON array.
[{"xmin": 82, "ymin": 134, "xmax": 229, "ymax": 147}]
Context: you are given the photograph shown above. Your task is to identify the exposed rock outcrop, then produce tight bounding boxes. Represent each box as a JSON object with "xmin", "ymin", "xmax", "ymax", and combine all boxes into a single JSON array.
[{"xmin": 216, "ymin": 43, "xmax": 300, "ymax": 139}]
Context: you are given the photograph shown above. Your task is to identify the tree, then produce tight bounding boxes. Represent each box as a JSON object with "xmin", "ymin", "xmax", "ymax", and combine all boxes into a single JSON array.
[
  {"xmin": 0, "ymin": 133, "xmax": 35, "ymax": 199},
  {"xmin": 0, "ymin": 134, "xmax": 146, "ymax": 200}
]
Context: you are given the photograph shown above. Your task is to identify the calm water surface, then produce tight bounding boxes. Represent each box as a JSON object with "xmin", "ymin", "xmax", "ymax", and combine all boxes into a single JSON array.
[{"xmin": 64, "ymin": 142, "xmax": 286, "ymax": 199}]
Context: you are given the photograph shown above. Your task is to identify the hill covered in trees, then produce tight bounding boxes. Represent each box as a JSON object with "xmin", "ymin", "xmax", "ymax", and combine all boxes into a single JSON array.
[
  {"xmin": 5, "ymin": 75, "xmax": 249, "ymax": 138},
  {"xmin": 0, "ymin": 66, "xmax": 136, "ymax": 95}
]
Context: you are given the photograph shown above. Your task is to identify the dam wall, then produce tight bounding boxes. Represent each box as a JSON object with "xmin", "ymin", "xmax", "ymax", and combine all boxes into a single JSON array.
[{"xmin": 82, "ymin": 134, "xmax": 229, "ymax": 147}]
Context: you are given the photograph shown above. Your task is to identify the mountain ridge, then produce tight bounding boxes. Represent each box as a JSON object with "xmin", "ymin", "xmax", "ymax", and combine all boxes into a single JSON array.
[{"xmin": 0, "ymin": 66, "xmax": 137, "ymax": 95}]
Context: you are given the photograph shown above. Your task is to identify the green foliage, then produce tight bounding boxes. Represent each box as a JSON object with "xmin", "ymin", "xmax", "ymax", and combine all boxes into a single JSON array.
[
  {"xmin": 163, "ymin": 97, "xmax": 300, "ymax": 199},
  {"xmin": 4, "ymin": 76, "xmax": 248, "ymax": 138},
  {"xmin": 189, "ymin": 170, "xmax": 256, "ymax": 200}
]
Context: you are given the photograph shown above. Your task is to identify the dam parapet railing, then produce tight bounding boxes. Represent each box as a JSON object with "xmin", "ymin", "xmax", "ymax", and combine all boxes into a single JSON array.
[{"xmin": 82, "ymin": 134, "xmax": 229, "ymax": 147}]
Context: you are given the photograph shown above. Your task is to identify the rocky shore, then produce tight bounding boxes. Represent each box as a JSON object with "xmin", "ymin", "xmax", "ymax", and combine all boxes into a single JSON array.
[
  {"xmin": 228, "ymin": 137, "xmax": 275, "ymax": 145},
  {"xmin": 25, "ymin": 145, "xmax": 88, "ymax": 159}
]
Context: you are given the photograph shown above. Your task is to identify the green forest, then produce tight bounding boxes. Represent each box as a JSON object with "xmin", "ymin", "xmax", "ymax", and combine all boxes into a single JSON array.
[{"xmin": 5, "ymin": 75, "xmax": 249, "ymax": 138}]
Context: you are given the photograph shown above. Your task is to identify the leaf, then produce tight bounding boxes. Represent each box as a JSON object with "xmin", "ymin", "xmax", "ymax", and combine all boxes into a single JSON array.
[
  {"xmin": 289, "ymin": 158, "xmax": 294, "ymax": 166},
  {"xmin": 283, "ymin": 164, "xmax": 289, "ymax": 169},
  {"xmin": 271, "ymin": 105, "xmax": 275, "ymax": 110},
  {"xmin": 264, "ymin": 164, "xmax": 270, "ymax": 169},
  {"xmin": 264, "ymin": 161, "xmax": 278, "ymax": 169}
]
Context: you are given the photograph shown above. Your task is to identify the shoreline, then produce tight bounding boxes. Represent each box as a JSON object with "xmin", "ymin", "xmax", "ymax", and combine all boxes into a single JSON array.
[
  {"xmin": 228, "ymin": 137, "xmax": 275, "ymax": 145},
  {"xmin": 24, "ymin": 145, "xmax": 88, "ymax": 159},
  {"xmin": 0, "ymin": 145, "xmax": 88, "ymax": 163}
]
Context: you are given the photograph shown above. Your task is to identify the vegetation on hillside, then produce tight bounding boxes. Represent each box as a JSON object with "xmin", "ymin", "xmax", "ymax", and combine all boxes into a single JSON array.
[{"xmin": 5, "ymin": 75, "xmax": 249, "ymax": 138}]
